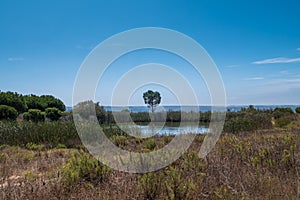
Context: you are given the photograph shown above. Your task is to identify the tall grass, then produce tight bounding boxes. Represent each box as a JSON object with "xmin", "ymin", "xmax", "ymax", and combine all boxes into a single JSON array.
[{"xmin": 0, "ymin": 121, "xmax": 80, "ymax": 148}]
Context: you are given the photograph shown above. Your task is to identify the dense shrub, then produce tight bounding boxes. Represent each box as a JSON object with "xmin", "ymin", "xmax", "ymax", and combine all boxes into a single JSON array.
[
  {"xmin": 62, "ymin": 150, "xmax": 111, "ymax": 185},
  {"xmin": 295, "ymin": 107, "xmax": 300, "ymax": 114},
  {"xmin": 273, "ymin": 107, "xmax": 294, "ymax": 119},
  {"xmin": 23, "ymin": 109, "xmax": 45, "ymax": 122},
  {"xmin": 45, "ymin": 107, "xmax": 62, "ymax": 121},
  {"xmin": 73, "ymin": 100, "xmax": 107, "ymax": 123},
  {"xmin": 25, "ymin": 94, "xmax": 66, "ymax": 111},
  {"xmin": 224, "ymin": 106, "xmax": 272, "ymax": 133},
  {"xmin": 273, "ymin": 107, "xmax": 296, "ymax": 127},
  {"xmin": 0, "ymin": 91, "xmax": 27, "ymax": 113},
  {"xmin": 0, "ymin": 105, "xmax": 18, "ymax": 120},
  {"xmin": 275, "ymin": 117, "xmax": 295, "ymax": 128}
]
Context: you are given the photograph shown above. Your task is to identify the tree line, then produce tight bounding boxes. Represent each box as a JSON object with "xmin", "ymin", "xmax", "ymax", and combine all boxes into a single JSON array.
[
  {"xmin": 1, "ymin": 90, "xmax": 300, "ymax": 134},
  {"xmin": 74, "ymin": 102, "xmax": 300, "ymax": 133},
  {"xmin": 0, "ymin": 91, "xmax": 66, "ymax": 121}
]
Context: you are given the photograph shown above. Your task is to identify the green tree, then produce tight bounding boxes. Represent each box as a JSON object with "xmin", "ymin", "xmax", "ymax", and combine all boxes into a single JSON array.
[
  {"xmin": 24, "ymin": 94, "xmax": 66, "ymax": 111},
  {"xmin": 95, "ymin": 102, "xmax": 107, "ymax": 124},
  {"xmin": 23, "ymin": 109, "xmax": 45, "ymax": 122},
  {"xmin": 73, "ymin": 100, "xmax": 107, "ymax": 123},
  {"xmin": 0, "ymin": 105, "xmax": 18, "ymax": 120},
  {"xmin": 296, "ymin": 107, "xmax": 300, "ymax": 114},
  {"xmin": 143, "ymin": 90, "xmax": 161, "ymax": 112},
  {"xmin": 24, "ymin": 94, "xmax": 46, "ymax": 110},
  {"xmin": 45, "ymin": 107, "xmax": 62, "ymax": 121},
  {"xmin": 39, "ymin": 95, "xmax": 66, "ymax": 111},
  {"xmin": 0, "ymin": 91, "xmax": 27, "ymax": 113}
]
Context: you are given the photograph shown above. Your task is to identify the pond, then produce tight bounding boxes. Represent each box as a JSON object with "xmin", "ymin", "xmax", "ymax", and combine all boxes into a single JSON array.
[{"xmin": 116, "ymin": 122, "xmax": 209, "ymax": 136}]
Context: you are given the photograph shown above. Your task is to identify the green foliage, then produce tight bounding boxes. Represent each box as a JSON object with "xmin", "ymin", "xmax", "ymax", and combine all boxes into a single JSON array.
[
  {"xmin": 145, "ymin": 138, "xmax": 156, "ymax": 150},
  {"xmin": 56, "ymin": 143, "xmax": 67, "ymax": 149},
  {"xmin": 275, "ymin": 117, "xmax": 294, "ymax": 128},
  {"xmin": 23, "ymin": 109, "xmax": 45, "ymax": 122},
  {"xmin": 273, "ymin": 107, "xmax": 294, "ymax": 119},
  {"xmin": 23, "ymin": 94, "xmax": 46, "ymax": 111},
  {"xmin": 0, "ymin": 91, "xmax": 66, "ymax": 114},
  {"xmin": 45, "ymin": 107, "xmax": 62, "ymax": 121},
  {"xmin": 166, "ymin": 111, "xmax": 181, "ymax": 122},
  {"xmin": 0, "ymin": 105, "xmax": 18, "ymax": 120},
  {"xmin": 25, "ymin": 142, "xmax": 43, "ymax": 151},
  {"xmin": 295, "ymin": 107, "xmax": 300, "ymax": 114},
  {"xmin": 273, "ymin": 107, "xmax": 296, "ymax": 128},
  {"xmin": 39, "ymin": 95, "xmax": 66, "ymax": 111},
  {"xmin": 0, "ymin": 91, "xmax": 27, "ymax": 113},
  {"xmin": 130, "ymin": 112, "xmax": 150, "ymax": 123},
  {"xmin": 165, "ymin": 167, "xmax": 195, "ymax": 200},
  {"xmin": 0, "ymin": 121, "xmax": 80, "ymax": 147},
  {"xmin": 224, "ymin": 106, "xmax": 273, "ymax": 133},
  {"xmin": 95, "ymin": 102, "xmax": 106, "ymax": 123},
  {"xmin": 61, "ymin": 150, "xmax": 111, "ymax": 185},
  {"xmin": 73, "ymin": 100, "xmax": 107, "ymax": 123},
  {"xmin": 24, "ymin": 94, "xmax": 66, "ymax": 111},
  {"xmin": 112, "ymin": 135, "xmax": 128, "ymax": 147},
  {"xmin": 143, "ymin": 90, "xmax": 161, "ymax": 112},
  {"xmin": 139, "ymin": 172, "xmax": 164, "ymax": 200}
]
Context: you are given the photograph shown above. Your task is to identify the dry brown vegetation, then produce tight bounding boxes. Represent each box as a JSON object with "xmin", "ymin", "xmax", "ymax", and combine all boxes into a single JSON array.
[{"xmin": 1, "ymin": 128, "xmax": 300, "ymax": 199}]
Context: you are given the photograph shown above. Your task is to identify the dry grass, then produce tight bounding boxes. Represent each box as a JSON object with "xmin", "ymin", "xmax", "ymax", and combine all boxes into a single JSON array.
[{"xmin": 1, "ymin": 128, "xmax": 300, "ymax": 199}]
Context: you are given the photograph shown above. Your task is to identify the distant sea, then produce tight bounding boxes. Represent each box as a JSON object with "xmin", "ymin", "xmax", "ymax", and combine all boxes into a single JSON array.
[{"xmin": 66, "ymin": 105, "xmax": 300, "ymax": 113}]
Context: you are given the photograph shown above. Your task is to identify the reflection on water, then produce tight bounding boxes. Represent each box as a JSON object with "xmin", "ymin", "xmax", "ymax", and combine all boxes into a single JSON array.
[
  {"xmin": 117, "ymin": 123, "xmax": 209, "ymax": 136},
  {"xmin": 138, "ymin": 125, "xmax": 209, "ymax": 135}
]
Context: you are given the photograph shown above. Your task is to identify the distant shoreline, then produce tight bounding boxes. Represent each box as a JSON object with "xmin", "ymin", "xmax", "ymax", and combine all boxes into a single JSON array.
[{"xmin": 66, "ymin": 105, "xmax": 300, "ymax": 112}]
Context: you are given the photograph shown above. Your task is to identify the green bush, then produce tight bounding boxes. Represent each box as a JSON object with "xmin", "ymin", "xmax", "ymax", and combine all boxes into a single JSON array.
[
  {"xmin": 112, "ymin": 135, "xmax": 128, "ymax": 147},
  {"xmin": 23, "ymin": 109, "xmax": 45, "ymax": 122},
  {"xmin": 73, "ymin": 100, "xmax": 107, "ymax": 123},
  {"xmin": 46, "ymin": 107, "xmax": 62, "ymax": 121},
  {"xmin": 273, "ymin": 107, "xmax": 294, "ymax": 119},
  {"xmin": 145, "ymin": 138, "xmax": 156, "ymax": 150},
  {"xmin": 62, "ymin": 150, "xmax": 111, "ymax": 185},
  {"xmin": 295, "ymin": 107, "xmax": 300, "ymax": 114},
  {"xmin": 139, "ymin": 172, "xmax": 164, "ymax": 200},
  {"xmin": 165, "ymin": 167, "xmax": 195, "ymax": 200},
  {"xmin": 25, "ymin": 142, "xmax": 43, "ymax": 151},
  {"xmin": 275, "ymin": 117, "xmax": 294, "ymax": 128},
  {"xmin": 0, "ymin": 105, "xmax": 18, "ymax": 120}
]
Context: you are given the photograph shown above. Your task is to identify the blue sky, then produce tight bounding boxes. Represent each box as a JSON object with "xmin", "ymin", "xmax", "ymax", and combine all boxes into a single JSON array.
[{"xmin": 1, "ymin": 0, "xmax": 300, "ymax": 106}]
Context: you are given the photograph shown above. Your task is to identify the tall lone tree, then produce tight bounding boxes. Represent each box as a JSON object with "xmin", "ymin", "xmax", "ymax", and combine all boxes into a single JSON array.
[{"xmin": 143, "ymin": 90, "xmax": 161, "ymax": 112}]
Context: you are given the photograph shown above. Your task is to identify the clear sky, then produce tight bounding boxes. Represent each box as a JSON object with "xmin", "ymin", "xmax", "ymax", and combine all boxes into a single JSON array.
[{"xmin": 1, "ymin": 0, "xmax": 300, "ymax": 106}]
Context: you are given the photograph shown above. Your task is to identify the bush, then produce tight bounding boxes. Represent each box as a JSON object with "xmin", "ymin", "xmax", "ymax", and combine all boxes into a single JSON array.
[
  {"xmin": 145, "ymin": 138, "xmax": 156, "ymax": 150},
  {"xmin": 139, "ymin": 172, "xmax": 164, "ymax": 200},
  {"xmin": 275, "ymin": 117, "xmax": 294, "ymax": 128},
  {"xmin": 46, "ymin": 107, "xmax": 62, "ymax": 121},
  {"xmin": 0, "ymin": 105, "xmax": 18, "ymax": 120},
  {"xmin": 25, "ymin": 142, "xmax": 44, "ymax": 151},
  {"xmin": 73, "ymin": 100, "xmax": 107, "ymax": 123},
  {"xmin": 23, "ymin": 109, "xmax": 45, "ymax": 122},
  {"xmin": 62, "ymin": 150, "xmax": 111, "ymax": 185},
  {"xmin": 273, "ymin": 108, "xmax": 294, "ymax": 119},
  {"xmin": 295, "ymin": 107, "xmax": 300, "ymax": 114}
]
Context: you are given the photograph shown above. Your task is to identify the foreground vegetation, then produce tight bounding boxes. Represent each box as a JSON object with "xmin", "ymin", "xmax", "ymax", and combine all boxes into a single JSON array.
[
  {"xmin": 1, "ymin": 112, "xmax": 300, "ymax": 199},
  {"xmin": 1, "ymin": 128, "xmax": 300, "ymax": 199}
]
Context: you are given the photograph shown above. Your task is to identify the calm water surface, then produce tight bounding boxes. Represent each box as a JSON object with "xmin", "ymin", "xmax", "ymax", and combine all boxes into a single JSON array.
[{"xmin": 117, "ymin": 123, "xmax": 209, "ymax": 136}]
